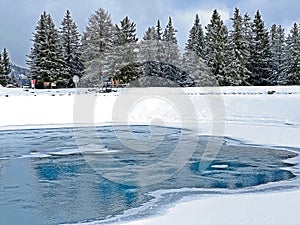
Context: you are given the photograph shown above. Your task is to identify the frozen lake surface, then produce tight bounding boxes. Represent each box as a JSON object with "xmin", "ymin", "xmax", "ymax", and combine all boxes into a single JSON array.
[{"xmin": 0, "ymin": 125, "xmax": 298, "ymax": 225}]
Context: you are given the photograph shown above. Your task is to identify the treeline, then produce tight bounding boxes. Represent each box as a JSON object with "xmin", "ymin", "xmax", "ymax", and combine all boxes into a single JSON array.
[
  {"xmin": 0, "ymin": 48, "xmax": 11, "ymax": 86},
  {"xmin": 27, "ymin": 7, "xmax": 300, "ymax": 88}
]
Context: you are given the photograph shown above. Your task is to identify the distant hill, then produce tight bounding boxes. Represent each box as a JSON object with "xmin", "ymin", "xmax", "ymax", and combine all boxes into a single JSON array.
[
  {"xmin": 8, "ymin": 64, "xmax": 30, "ymax": 87},
  {"xmin": 10, "ymin": 64, "xmax": 30, "ymax": 77}
]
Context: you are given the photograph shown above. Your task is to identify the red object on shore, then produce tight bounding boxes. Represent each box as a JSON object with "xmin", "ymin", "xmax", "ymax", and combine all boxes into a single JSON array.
[{"xmin": 31, "ymin": 79, "xmax": 37, "ymax": 88}]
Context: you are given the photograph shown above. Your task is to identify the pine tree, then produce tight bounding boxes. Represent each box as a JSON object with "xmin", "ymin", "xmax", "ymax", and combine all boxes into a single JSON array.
[
  {"xmin": 2, "ymin": 48, "xmax": 11, "ymax": 75},
  {"xmin": 154, "ymin": 20, "xmax": 164, "ymax": 62},
  {"xmin": 110, "ymin": 16, "xmax": 139, "ymax": 83},
  {"xmin": 225, "ymin": 8, "xmax": 251, "ymax": 85},
  {"xmin": 139, "ymin": 26, "xmax": 157, "ymax": 62},
  {"xmin": 27, "ymin": 11, "xmax": 66, "ymax": 88},
  {"xmin": 248, "ymin": 10, "xmax": 272, "ymax": 85},
  {"xmin": 155, "ymin": 20, "xmax": 163, "ymax": 40},
  {"xmin": 0, "ymin": 51, "xmax": 3, "ymax": 74},
  {"xmin": 115, "ymin": 16, "xmax": 138, "ymax": 45},
  {"xmin": 185, "ymin": 14, "xmax": 204, "ymax": 59},
  {"xmin": 242, "ymin": 13, "xmax": 253, "ymax": 77},
  {"xmin": 269, "ymin": 24, "xmax": 286, "ymax": 85},
  {"xmin": 0, "ymin": 51, "xmax": 5, "ymax": 86},
  {"xmin": 27, "ymin": 11, "xmax": 47, "ymax": 83},
  {"xmin": 143, "ymin": 26, "xmax": 156, "ymax": 41},
  {"xmin": 182, "ymin": 50, "xmax": 216, "ymax": 86},
  {"xmin": 139, "ymin": 20, "xmax": 167, "ymax": 64},
  {"xmin": 81, "ymin": 8, "xmax": 114, "ymax": 86},
  {"xmin": 162, "ymin": 17, "xmax": 180, "ymax": 65},
  {"xmin": 60, "ymin": 10, "xmax": 84, "ymax": 87},
  {"xmin": 285, "ymin": 23, "xmax": 300, "ymax": 85},
  {"xmin": 205, "ymin": 9, "xmax": 229, "ymax": 85}
]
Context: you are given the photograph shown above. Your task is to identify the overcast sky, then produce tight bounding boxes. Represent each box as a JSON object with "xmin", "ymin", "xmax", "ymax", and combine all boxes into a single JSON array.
[{"xmin": 1, "ymin": 0, "xmax": 300, "ymax": 67}]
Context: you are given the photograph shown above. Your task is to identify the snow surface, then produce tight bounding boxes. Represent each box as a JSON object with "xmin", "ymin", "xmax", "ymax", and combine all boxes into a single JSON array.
[{"xmin": 1, "ymin": 86, "xmax": 300, "ymax": 225}]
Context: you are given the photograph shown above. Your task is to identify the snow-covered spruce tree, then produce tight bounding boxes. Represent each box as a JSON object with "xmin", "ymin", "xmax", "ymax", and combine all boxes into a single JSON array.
[
  {"xmin": 242, "ymin": 13, "xmax": 253, "ymax": 78},
  {"xmin": 0, "ymin": 51, "xmax": 5, "ymax": 86},
  {"xmin": 2, "ymin": 48, "xmax": 11, "ymax": 75},
  {"xmin": 139, "ymin": 17, "xmax": 182, "ymax": 84},
  {"xmin": 269, "ymin": 24, "xmax": 286, "ymax": 85},
  {"xmin": 285, "ymin": 23, "xmax": 300, "ymax": 85},
  {"xmin": 138, "ymin": 22, "xmax": 165, "ymax": 85},
  {"xmin": 204, "ymin": 9, "xmax": 229, "ymax": 86},
  {"xmin": 0, "ymin": 51, "xmax": 3, "ymax": 74},
  {"xmin": 140, "ymin": 20, "xmax": 164, "ymax": 63},
  {"xmin": 182, "ymin": 50, "xmax": 216, "ymax": 87},
  {"xmin": 27, "ymin": 12, "xmax": 47, "ymax": 84},
  {"xmin": 60, "ymin": 10, "xmax": 84, "ymax": 87},
  {"xmin": 225, "ymin": 8, "xmax": 251, "ymax": 86},
  {"xmin": 144, "ymin": 26, "xmax": 156, "ymax": 41},
  {"xmin": 155, "ymin": 20, "xmax": 163, "ymax": 41},
  {"xmin": 81, "ymin": 8, "xmax": 114, "ymax": 86},
  {"xmin": 182, "ymin": 14, "xmax": 214, "ymax": 86},
  {"xmin": 248, "ymin": 10, "xmax": 272, "ymax": 86},
  {"xmin": 27, "ymin": 11, "xmax": 66, "ymax": 88},
  {"xmin": 185, "ymin": 14, "xmax": 205, "ymax": 59},
  {"xmin": 162, "ymin": 17, "xmax": 180, "ymax": 66},
  {"xmin": 106, "ymin": 16, "xmax": 140, "ymax": 83},
  {"xmin": 139, "ymin": 26, "xmax": 157, "ymax": 62}
]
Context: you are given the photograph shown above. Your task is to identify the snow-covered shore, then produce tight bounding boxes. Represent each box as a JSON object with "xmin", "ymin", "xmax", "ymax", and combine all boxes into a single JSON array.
[
  {"xmin": 1, "ymin": 86, "xmax": 300, "ymax": 225},
  {"xmin": 115, "ymin": 189, "xmax": 300, "ymax": 225}
]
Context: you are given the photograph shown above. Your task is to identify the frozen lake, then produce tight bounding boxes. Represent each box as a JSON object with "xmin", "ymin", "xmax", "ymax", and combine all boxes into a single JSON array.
[{"xmin": 0, "ymin": 125, "xmax": 298, "ymax": 225}]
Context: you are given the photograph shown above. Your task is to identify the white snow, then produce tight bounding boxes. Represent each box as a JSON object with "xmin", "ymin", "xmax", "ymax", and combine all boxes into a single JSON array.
[{"xmin": 1, "ymin": 86, "xmax": 300, "ymax": 225}]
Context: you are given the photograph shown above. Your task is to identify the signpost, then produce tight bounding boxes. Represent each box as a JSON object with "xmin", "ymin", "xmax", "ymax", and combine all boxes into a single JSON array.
[{"xmin": 73, "ymin": 75, "xmax": 79, "ymax": 89}]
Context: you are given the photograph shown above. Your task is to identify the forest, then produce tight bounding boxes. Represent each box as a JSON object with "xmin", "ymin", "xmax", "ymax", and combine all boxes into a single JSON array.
[{"xmin": 25, "ymin": 7, "xmax": 300, "ymax": 88}]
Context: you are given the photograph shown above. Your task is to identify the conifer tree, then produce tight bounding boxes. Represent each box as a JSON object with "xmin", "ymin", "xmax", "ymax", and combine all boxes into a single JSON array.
[
  {"xmin": 2, "ymin": 48, "xmax": 11, "ymax": 75},
  {"xmin": 162, "ymin": 17, "xmax": 180, "ymax": 65},
  {"xmin": 139, "ymin": 26, "xmax": 157, "ymax": 62},
  {"xmin": 185, "ymin": 14, "xmax": 204, "ymax": 59},
  {"xmin": 248, "ymin": 10, "xmax": 272, "ymax": 85},
  {"xmin": 0, "ymin": 51, "xmax": 3, "ymax": 75},
  {"xmin": 155, "ymin": 20, "xmax": 163, "ymax": 40},
  {"xmin": 242, "ymin": 13, "xmax": 253, "ymax": 77},
  {"xmin": 27, "ymin": 11, "xmax": 47, "ymax": 83},
  {"xmin": 110, "ymin": 16, "xmax": 139, "ymax": 82},
  {"xmin": 60, "ymin": 10, "xmax": 84, "ymax": 87},
  {"xmin": 269, "ymin": 24, "xmax": 286, "ymax": 85},
  {"xmin": 225, "ymin": 8, "xmax": 250, "ymax": 85},
  {"xmin": 154, "ymin": 20, "xmax": 164, "ymax": 62},
  {"xmin": 0, "ymin": 51, "xmax": 5, "ymax": 86},
  {"xmin": 182, "ymin": 50, "xmax": 216, "ymax": 86},
  {"xmin": 81, "ymin": 8, "xmax": 114, "ymax": 85},
  {"xmin": 205, "ymin": 9, "xmax": 229, "ymax": 85},
  {"xmin": 27, "ymin": 11, "xmax": 66, "ymax": 88},
  {"xmin": 285, "ymin": 23, "xmax": 300, "ymax": 85},
  {"xmin": 139, "ymin": 20, "xmax": 165, "ymax": 63},
  {"xmin": 143, "ymin": 27, "xmax": 156, "ymax": 41},
  {"xmin": 115, "ymin": 16, "xmax": 138, "ymax": 45}
]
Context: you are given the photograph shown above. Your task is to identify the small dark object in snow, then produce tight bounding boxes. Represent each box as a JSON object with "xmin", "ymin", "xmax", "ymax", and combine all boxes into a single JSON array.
[
  {"xmin": 268, "ymin": 90, "xmax": 276, "ymax": 95},
  {"xmin": 5, "ymin": 94, "xmax": 8, "ymax": 97}
]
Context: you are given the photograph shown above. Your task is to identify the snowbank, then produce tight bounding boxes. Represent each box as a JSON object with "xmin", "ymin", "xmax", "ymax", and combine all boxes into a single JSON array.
[
  {"xmin": 1, "ymin": 86, "xmax": 300, "ymax": 225},
  {"xmin": 115, "ymin": 189, "xmax": 300, "ymax": 225}
]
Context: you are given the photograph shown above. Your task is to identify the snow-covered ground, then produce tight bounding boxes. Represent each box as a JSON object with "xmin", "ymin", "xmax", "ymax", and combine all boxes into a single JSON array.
[{"xmin": 1, "ymin": 85, "xmax": 300, "ymax": 225}]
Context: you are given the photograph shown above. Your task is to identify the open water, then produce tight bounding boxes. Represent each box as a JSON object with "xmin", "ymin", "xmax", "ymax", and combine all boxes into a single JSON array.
[{"xmin": 0, "ymin": 125, "xmax": 298, "ymax": 225}]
